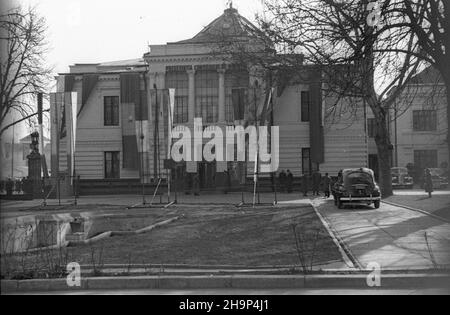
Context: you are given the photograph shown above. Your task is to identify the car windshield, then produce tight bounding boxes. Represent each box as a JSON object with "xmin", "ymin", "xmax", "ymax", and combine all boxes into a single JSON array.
[{"xmin": 344, "ymin": 172, "xmax": 374, "ymax": 186}]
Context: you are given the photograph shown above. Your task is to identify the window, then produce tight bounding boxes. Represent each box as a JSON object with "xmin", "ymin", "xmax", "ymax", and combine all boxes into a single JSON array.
[
  {"xmin": 414, "ymin": 150, "xmax": 438, "ymax": 171},
  {"xmin": 231, "ymin": 88, "xmax": 246, "ymax": 121},
  {"xmin": 196, "ymin": 69, "xmax": 219, "ymax": 123},
  {"xmin": 166, "ymin": 70, "xmax": 189, "ymax": 124},
  {"xmin": 104, "ymin": 96, "xmax": 119, "ymax": 126},
  {"xmin": 104, "ymin": 151, "xmax": 120, "ymax": 179},
  {"xmin": 301, "ymin": 91, "xmax": 310, "ymax": 122},
  {"xmin": 413, "ymin": 110, "xmax": 437, "ymax": 131},
  {"xmin": 367, "ymin": 118, "xmax": 376, "ymax": 138},
  {"xmin": 225, "ymin": 68, "xmax": 249, "ymax": 123}
]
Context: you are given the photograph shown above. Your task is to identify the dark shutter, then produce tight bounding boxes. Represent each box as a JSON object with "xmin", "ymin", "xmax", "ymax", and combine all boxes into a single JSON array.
[
  {"xmin": 309, "ymin": 73, "xmax": 325, "ymax": 165},
  {"xmin": 120, "ymin": 73, "xmax": 141, "ymax": 169}
]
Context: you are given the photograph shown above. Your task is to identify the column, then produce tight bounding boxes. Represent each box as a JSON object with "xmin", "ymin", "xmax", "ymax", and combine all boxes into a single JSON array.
[
  {"xmin": 218, "ymin": 69, "xmax": 226, "ymax": 124},
  {"xmin": 187, "ymin": 68, "xmax": 195, "ymax": 123}
]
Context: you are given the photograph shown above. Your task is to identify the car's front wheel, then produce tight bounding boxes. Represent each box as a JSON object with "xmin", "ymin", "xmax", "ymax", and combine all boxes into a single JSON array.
[{"xmin": 374, "ymin": 200, "xmax": 380, "ymax": 209}]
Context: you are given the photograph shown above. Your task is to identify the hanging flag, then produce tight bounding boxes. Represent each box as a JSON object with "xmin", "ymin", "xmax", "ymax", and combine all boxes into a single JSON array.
[
  {"xmin": 120, "ymin": 73, "xmax": 141, "ymax": 170},
  {"xmin": 258, "ymin": 87, "xmax": 274, "ymax": 126},
  {"xmin": 78, "ymin": 74, "xmax": 99, "ymax": 117},
  {"xmin": 135, "ymin": 120, "xmax": 149, "ymax": 154},
  {"xmin": 50, "ymin": 93, "xmax": 62, "ymax": 181},
  {"xmin": 253, "ymin": 151, "xmax": 258, "ymax": 183},
  {"xmin": 65, "ymin": 92, "xmax": 78, "ymax": 184},
  {"xmin": 37, "ymin": 93, "xmax": 45, "ymax": 155},
  {"xmin": 135, "ymin": 120, "xmax": 150, "ymax": 183}
]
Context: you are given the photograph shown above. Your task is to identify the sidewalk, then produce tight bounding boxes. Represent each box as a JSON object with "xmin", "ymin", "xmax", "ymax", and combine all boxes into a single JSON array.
[
  {"xmin": 312, "ymin": 199, "xmax": 450, "ymax": 270},
  {"xmin": 387, "ymin": 190, "xmax": 450, "ymax": 220}
]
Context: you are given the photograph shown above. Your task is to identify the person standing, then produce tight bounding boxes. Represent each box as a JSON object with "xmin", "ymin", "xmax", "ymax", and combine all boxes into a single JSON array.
[
  {"xmin": 301, "ymin": 173, "xmax": 309, "ymax": 197},
  {"xmin": 286, "ymin": 170, "xmax": 294, "ymax": 193},
  {"xmin": 323, "ymin": 173, "xmax": 331, "ymax": 198},
  {"xmin": 312, "ymin": 170, "xmax": 322, "ymax": 196},
  {"xmin": 424, "ymin": 168, "xmax": 433, "ymax": 198},
  {"xmin": 193, "ymin": 173, "xmax": 200, "ymax": 196},
  {"xmin": 279, "ymin": 170, "xmax": 287, "ymax": 193},
  {"xmin": 5, "ymin": 178, "xmax": 14, "ymax": 196}
]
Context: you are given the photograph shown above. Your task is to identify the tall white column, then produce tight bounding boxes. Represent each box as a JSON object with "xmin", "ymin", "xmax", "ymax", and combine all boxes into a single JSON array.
[
  {"xmin": 187, "ymin": 68, "xmax": 195, "ymax": 123},
  {"xmin": 218, "ymin": 69, "xmax": 226, "ymax": 124}
]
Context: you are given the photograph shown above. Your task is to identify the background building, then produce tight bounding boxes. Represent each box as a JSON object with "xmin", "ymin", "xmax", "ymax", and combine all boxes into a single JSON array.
[
  {"xmin": 391, "ymin": 66, "xmax": 448, "ymax": 181},
  {"xmin": 54, "ymin": 7, "xmax": 368, "ymax": 194}
]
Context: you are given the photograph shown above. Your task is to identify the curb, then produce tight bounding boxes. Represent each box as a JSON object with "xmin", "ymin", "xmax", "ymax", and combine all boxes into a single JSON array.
[
  {"xmin": 382, "ymin": 201, "xmax": 450, "ymax": 223},
  {"xmin": 2, "ymin": 274, "xmax": 450, "ymax": 293},
  {"xmin": 309, "ymin": 201, "xmax": 361, "ymax": 270}
]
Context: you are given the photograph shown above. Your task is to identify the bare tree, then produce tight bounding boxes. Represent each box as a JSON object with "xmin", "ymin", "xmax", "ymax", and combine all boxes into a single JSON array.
[
  {"xmin": 0, "ymin": 5, "xmax": 52, "ymax": 138},
  {"xmin": 393, "ymin": 0, "xmax": 450, "ymax": 169},
  {"xmin": 213, "ymin": 0, "xmax": 427, "ymax": 196}
]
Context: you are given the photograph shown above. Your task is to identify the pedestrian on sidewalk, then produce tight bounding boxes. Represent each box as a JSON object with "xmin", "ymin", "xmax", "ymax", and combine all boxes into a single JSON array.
[
  {"xmin": 323, "ymin": 173, "xmax": 331, "ymax": 198},
  {"xmin": 5, "ymin": 178, "xmax": 14, "ymax": 196},
  {"xmin": 279, "ymin": 170, "xmax": 287, "ymax": 192},
  {"xmin": 193, "ymin": 173, "xmax": 200, "ymax": 196},
  {"xmin": 312, "ymin": 170, "xmax": 322, "ymax": 196},
  {"xmin": 286, "ymin": 170, "xmax": 294, "ymax": 193},
  {"xmin": 301, "ymin": 174, "xmax": 309, "ymax": 197},
  {"xmin": 424, "ymin": 168, "xmax": 433, "ymax": 198}
]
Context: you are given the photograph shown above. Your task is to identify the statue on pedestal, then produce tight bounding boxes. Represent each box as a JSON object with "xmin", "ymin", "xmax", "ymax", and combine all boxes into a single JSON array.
[{"xmin": 27, "ymin": 131, "xmax": 42, "ymax": 198}]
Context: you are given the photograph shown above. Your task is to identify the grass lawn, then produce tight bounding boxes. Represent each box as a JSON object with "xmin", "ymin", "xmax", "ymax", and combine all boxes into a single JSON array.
[
  {"xmin": 2, "ymin": 205, "xmax": 344, "ymax": 278},
  {"xmin": 70, "ymin": 205, "xmax": 342, "ymax": 267}
]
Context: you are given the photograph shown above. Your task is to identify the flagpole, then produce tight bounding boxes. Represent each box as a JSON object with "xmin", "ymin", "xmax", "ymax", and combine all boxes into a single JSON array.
[
  {"xmin": 252, "ymin": 80, "xmax": 259, "ymax": 208},
  {"xmin": 167, "ymin": 89, "xmax": 175, "ymax": 204}
]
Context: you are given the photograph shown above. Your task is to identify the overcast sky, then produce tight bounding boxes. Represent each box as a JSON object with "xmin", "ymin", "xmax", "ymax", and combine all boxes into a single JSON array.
[{"xmin": 21, "ymin": 0, "xmax": 264, "ymax": 74}]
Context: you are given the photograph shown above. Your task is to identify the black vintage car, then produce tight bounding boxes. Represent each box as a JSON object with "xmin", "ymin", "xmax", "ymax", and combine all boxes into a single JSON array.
[{"xmin": 332, "ymin": 168, "xmax": 381, "ymax": 209}]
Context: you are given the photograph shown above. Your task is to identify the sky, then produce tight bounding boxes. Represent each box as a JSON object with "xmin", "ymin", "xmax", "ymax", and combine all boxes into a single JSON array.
[{"xmin": 21, "ymin": 0, "xmax": 264, "ymax": 74}]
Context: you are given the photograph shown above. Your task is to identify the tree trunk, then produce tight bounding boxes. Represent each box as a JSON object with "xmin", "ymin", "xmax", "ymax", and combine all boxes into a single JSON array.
[
  {"xmin": 445, "ymin": 79, "xmax": 450, "ymax": 171},
  {"xmin": 372, "ymin": 107, "xmax": 393, "ymax": 198}
]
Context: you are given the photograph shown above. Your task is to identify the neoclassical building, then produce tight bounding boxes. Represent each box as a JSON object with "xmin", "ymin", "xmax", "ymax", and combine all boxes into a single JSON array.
[{"xmin": 54, "ymin": 6, "xmax": 368, "ymax": 194}]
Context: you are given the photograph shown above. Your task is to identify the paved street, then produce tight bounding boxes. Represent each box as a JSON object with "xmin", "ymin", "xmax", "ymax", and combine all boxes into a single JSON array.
[
  {"xmin": 312, "ymin": 198, "xmax": 450, "ymax": 270},
  {"xmin": 7, "ymin": 288, "xmax": 449, "ymax": 295}
]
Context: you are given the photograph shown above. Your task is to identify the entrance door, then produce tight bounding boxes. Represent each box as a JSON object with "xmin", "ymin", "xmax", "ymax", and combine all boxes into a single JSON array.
[
  {"xmin": 198, "ymin": 161, "xmax": 216, "ymax": 189},
  {"xmin": 369, "ymin": 154, "xmax": 379, "ymax": 181},
  {"xmin": 105, "ymin": 152, "xmax": 120, "ymax": 179}
]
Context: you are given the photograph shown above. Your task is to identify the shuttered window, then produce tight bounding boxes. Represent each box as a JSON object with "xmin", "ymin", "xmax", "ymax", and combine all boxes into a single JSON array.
[
  {"xmin": 301, "ymin": 91, "xmax": 310, "ymax": 122},
  {"xmin": 104, "ymin": 96, "xmax": 119, "ymax": 126}
]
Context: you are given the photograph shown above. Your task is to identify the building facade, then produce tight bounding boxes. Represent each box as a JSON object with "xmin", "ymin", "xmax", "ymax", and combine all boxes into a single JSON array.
[
  {"xmin": 54, "ymin": 7, "xmax": 368, "ymax": 193},
  {"xmin": 390, "ymin": 67, "xmax": 448, "ymax": 177}
]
